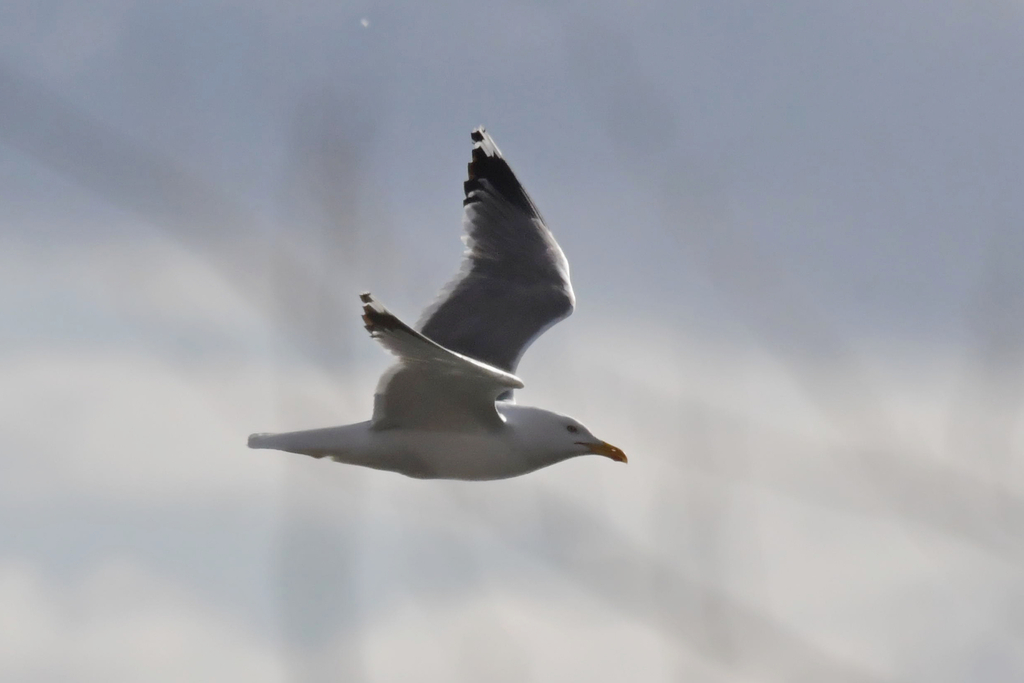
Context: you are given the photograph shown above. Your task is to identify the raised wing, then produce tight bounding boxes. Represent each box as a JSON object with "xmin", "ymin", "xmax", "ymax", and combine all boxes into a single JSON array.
[
  {"xmin": 416, "ymin": 128, "xmax": 575, "ymax": 377},
  {"xmin": 360, "ymin": 293, "xmax": 523, "ymax": 431}
]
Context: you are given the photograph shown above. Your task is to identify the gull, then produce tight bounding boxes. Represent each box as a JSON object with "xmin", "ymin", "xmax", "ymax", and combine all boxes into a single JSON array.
[{"xmin": 248, "ymin": 128, "xmax": 626, "ymax": 479}]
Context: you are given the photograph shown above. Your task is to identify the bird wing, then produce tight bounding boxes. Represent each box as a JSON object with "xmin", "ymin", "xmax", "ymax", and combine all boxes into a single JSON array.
[
  {"xmin": 360, "ymin": 293, "xmax": 523, "ymax": 431},
  {"xmin": 415, "ymin": 127, "xmax": 575, "ymax": 382}
]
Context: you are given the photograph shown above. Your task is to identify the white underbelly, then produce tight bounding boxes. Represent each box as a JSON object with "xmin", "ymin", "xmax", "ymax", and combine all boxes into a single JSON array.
[{"xmin": 369, "ymin": 429, "xmax": 531, "ymax": 480}]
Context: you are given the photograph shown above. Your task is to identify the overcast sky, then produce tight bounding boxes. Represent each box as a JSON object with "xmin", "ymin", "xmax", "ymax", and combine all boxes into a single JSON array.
[{"xmin": 2, "ymin": 2, "xmax": 1023, "ymax": 681}]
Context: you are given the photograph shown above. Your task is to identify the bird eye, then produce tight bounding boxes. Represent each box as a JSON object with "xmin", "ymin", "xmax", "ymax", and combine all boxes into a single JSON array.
[{"xmin": 566, "ymin": 425, "xmax": 579, "ymax": 434}]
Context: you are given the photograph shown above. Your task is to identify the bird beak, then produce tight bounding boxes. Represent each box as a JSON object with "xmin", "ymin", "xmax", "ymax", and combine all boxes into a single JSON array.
[{"xmin": 578, "ymin": 440, "xmax": 628, "ymax": 463}]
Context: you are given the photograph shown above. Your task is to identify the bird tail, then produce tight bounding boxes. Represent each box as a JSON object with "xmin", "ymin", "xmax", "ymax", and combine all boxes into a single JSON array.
[
  {"xmin": 246, "ymin": 426, "xmax": 365, "ymax": 462},
  {"xmin": 247, "ymin": 432, "xmax": 277, "ymax": 449}
]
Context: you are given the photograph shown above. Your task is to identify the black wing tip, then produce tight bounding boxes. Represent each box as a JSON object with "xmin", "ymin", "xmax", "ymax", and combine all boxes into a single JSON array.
[
  {"xmin": 464, "ymin": 127, "xmax": 537, "ymax": 214},
  {"xmin": 466, "ymin": 126, "xmax": 501, "ymax": 192},
  {"xmin": 469, "ymin": 127, "xmax": 501, "ymax": 164},
  {"xmin": 360, "ymin": 292, "xmax": 393, "ymax": 334}
]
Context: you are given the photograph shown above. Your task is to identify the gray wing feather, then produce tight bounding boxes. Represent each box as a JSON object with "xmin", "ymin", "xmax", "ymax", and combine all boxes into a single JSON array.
[
  {"xmin": 360, "ymin": 293, "xmax": 522, "ymax": 431},
  {"xmin": 416, "ymin": 128, "xmax": 575, "ymax": 377}
]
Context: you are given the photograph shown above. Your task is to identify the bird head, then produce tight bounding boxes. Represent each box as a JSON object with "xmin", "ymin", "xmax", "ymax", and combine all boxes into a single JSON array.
[{"xmin": 506, "ymin": 406, "xmax": 627, "ymax": 468}]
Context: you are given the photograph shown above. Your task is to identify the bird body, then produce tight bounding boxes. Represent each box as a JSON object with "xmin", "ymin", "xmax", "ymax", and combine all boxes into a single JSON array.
[
  {"xmin": 249, "ymin": 128, "xmax": 625, "ymax": 479},
  {"xmin": 249, "ymin": 404, "xmax": 618, "ymax": 480}
]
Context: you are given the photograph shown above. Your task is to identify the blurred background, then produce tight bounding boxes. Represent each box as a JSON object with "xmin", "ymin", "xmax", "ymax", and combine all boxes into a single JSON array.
[{"xmin": 2, "ymin": 1, "xmax": 1023, "ymax": 681}]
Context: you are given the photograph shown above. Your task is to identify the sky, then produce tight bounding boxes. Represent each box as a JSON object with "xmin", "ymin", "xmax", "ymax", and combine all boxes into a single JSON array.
[{"xmin": 1, "ymin": 1, "xmax": 1023, "ymax": 681}]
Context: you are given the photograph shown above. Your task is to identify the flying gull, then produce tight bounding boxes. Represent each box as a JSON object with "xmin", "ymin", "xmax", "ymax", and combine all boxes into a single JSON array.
[{"xmin": 248, "ymin": 128, "xmax": 626, "ymax": 479}]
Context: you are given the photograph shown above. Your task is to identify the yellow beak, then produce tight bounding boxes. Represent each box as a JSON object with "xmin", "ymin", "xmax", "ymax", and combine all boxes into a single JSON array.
[{"xmin": 579, "ymin": 440, "xmax": 628, "ymax": 463}]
